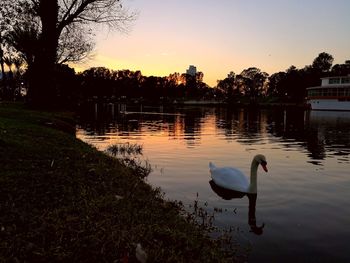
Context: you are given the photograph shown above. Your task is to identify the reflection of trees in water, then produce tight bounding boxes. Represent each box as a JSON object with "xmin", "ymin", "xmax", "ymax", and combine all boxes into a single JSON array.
[
  {"xmin": 77, "ymin": 103, "xmax": 350, "ymax": 162},
  {"xmin": 182, "ymin": 108, "xmax": 204, "ymax": 146},
  {"xmin": 306, "ymin": 111, "xmax": 350, "ymax": 161},
  {"xmin": 78, "ymin": 103, "xmax": 141, "ymax": 137},
  {"xmin": 265, "ymin": 107, "xmax": 327, "ymax": 160},
  {"xmin": 214, "ymin": 106, "xmax": 350, "ymax": 162},
  {"xmin": 78, "ymin": 103, "xmax": 209, "ymax": 146},
  {"xmin": 214, "ymin": 107, "xmax": 265, "ymax": 144}
]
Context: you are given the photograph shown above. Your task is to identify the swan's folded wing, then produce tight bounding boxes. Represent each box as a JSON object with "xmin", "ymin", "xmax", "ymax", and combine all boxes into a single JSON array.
[{"xmin": 210, "ymin": 167, "xmax": 249, "ymax": 192}]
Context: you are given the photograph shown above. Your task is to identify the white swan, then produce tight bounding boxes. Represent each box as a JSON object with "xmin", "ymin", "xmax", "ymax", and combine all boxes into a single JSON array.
[{"xmin": 209, "ymin": 154, "xmax": 268, "ymax": 193}]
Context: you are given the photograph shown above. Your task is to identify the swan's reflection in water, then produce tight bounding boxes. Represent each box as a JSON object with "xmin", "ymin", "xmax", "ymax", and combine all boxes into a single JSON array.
[{"xmin": 209, "ymin": 180, "xmax": 265, "ymax": 235}]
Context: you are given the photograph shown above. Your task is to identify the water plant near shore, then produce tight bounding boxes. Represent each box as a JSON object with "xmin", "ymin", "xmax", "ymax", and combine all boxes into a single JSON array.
[{"xmin": 106, "ymin": 143, "xmax": 152, "ymax": 179}]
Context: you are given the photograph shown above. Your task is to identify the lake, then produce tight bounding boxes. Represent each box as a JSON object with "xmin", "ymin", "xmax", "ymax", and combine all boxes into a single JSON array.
[{"xmin": 76, "ymin": 104, "xmax": 350, "ymax": 263}]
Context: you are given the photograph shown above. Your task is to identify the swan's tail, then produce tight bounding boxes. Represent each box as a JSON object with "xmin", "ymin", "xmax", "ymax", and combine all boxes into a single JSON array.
[{"xmin": 209, "ymin": 162, "xmax": 216, "ymax": 171}]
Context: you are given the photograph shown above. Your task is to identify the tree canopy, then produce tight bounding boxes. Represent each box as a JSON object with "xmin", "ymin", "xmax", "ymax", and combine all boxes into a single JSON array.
[
  {"xmin": 312, "ymin": 52, "xmax": 334, "ymax": 73},
  {"xmin": 1, "ymin": 0, "xmax": 137, "ymax": 107}
]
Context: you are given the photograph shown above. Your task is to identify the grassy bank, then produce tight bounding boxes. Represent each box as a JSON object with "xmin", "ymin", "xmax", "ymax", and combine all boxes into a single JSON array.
[{"xmin": 0, "ymin": 103, "xmax": 234, "ymax": 262}]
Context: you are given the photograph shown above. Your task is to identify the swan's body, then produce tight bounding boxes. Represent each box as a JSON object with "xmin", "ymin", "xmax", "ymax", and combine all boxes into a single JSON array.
[{"xmin": 209, "ymin": 154, "xmax": 268, "ymax": 194}]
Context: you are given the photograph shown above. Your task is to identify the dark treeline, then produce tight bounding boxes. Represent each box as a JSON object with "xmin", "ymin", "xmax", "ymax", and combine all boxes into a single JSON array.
[
  {"xmin": 216, "ymin": 52, "xmax": 350, "ymax": 104},
  {"xmin": 78, "ymin": 67, "xmax": 212, "ymax": 104},
  {"xmin": 1, "ymin": 48, "xmax": 350, "ymax": 108},
  {"xmin": 75, "ymin": 52, "xmax": 350, "ymax": 105}
]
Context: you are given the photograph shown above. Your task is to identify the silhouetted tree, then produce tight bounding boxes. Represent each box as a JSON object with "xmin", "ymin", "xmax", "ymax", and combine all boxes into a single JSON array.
[
  {"xmin": 185, "ymin": 73, "xmax": 196, "ymax": 96},
  {"xmin": 182, "ymin": 71, "xmax": 206, "ymax": 99},
  {"xmin": 217, "ymin": 71, "xmax": 238, "ymax": 103},
  {"xmin": 1, "ymin": 0, "xmax": 136, "ymax": 107},
  {"xmin": 237, "ymin": 67, "xmax": 268, "ymax": 102},
  {"xmin": 331, "ymin": 60, "xmax": 350, "ymax": 76},
  {"xmin": 265, "ymin": 52, "xmax": 338, "ymax": 103},
  {"xmin": 283, "ymin": 65, "xmax": 305, "ymax": 102},
  {"xmin": 55, "ymin": 64, "xmax": 79, "ymax": 107},
  {"xmin": 312, "ymin": 52, "xmax": 334, "ymax": 73},
  {"xmin": 80, "ymin": 67, "xmax": 115, "ymax": 99},
  {"xmin": 267, "ymin": 71, "xmax": 287, "ymax": 98},
  {"xmin": 4, "ymin": 22, "xmax": 39, "ymax": 70}
]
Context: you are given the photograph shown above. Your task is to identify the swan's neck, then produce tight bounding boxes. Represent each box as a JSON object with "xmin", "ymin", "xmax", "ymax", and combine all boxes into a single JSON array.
[{"xmin": 248, "ymin": 160, "xmax": 259, "ymax": 193}]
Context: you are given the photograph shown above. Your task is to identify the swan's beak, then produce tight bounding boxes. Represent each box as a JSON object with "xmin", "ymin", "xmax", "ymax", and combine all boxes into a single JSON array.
[{"xmin": 261, "ymin": 162, "xmax": 268, "ymax": 172}]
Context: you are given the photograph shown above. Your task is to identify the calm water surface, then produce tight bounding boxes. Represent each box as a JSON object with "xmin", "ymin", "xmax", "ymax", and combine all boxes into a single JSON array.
[{"xmin": 76, "ymin": 104, "xmax": 350, "ymax": 263}]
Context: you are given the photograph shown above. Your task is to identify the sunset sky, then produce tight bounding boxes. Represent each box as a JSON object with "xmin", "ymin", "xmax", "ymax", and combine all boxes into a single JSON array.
[{"xmin": 74, "ymin": 0, "xmax": 350, "ymax": 87}]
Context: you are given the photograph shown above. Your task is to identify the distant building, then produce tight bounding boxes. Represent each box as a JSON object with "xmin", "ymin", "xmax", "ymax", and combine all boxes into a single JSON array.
[{"xmin": 186, "ymin": 65, "xmax": 197, "ymax": 76}]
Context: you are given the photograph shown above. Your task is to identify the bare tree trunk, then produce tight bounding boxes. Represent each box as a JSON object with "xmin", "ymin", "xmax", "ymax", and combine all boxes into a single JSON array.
[
  {"xmin": 0, "ymin": 34, "xmax": 5, "ymax": 81},
  {"xmin": 0, "ymin": 51, "xmax": 5, "ymax": 81},
  {"xmin": 28, "ymin": 0, "xmax": 59, "ymax": 107}
]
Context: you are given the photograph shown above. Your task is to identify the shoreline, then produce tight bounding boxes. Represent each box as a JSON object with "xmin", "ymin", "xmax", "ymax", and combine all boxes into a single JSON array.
[{"xmin": 0, "ymin": 103, "xmax": 235, "ymax": 262}]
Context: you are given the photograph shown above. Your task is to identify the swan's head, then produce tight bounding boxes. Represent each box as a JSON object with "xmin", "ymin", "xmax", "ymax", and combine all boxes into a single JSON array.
[{"xmin": 254, "ymin": 154, "xmax": 268, "ymax": 172}]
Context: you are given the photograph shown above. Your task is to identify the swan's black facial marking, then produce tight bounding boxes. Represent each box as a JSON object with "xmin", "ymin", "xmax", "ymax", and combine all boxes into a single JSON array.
[{"xmin": 260, "ymin": 160, "xmax": 268, "ymax": 172}]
